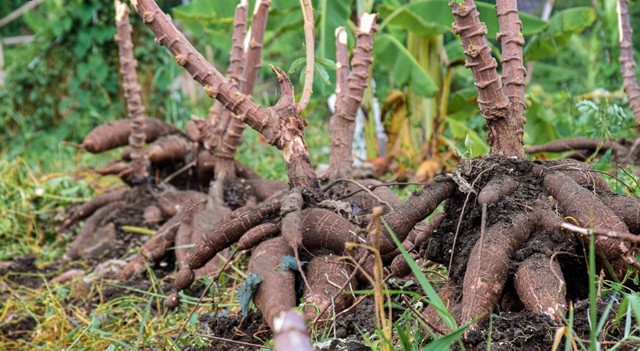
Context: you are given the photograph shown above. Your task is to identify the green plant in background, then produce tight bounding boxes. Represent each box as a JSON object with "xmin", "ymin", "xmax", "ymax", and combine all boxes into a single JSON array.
[{"xmin": 0, "ymin": 0, "xmax": 188, "ymax": 170}]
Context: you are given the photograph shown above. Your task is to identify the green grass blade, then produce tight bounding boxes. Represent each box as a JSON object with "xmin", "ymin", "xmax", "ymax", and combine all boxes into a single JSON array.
[{"xmin": 422, "ymin": 324, "xmax": 470, "ymax": 351}]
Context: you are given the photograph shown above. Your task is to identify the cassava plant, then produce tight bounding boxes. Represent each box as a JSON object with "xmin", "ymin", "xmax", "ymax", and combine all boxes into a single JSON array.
[{"xmin": 420, "ymin": 0, "xmax": 640, "ymax": 338}]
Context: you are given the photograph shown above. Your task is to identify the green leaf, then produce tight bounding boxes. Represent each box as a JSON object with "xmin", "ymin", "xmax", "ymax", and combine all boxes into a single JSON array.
[
  {"xmin": 379, "ymin": 0, "xmax": 547, "ymax": 36},
  {"xmin": 422, "ymin": 325, "xmax": 469, "ymax": 351},
  {"xmin": 525, "ymin": 7, "xmax": 596, "ymax": 61},
  {"xmin": 524, "ymin": 98, "xmax": 559, "ymax": 146},
  {"xmin": 315, "ymin": 62, "xmax": 332, "ymax": 85},
  {"xmin": 375, "ymin": 34, "xmax": 439, "ymax": 97},
  {"xmin": 447, "ymin": 118, "xmax": 489, "ymax": 157},
  {"xmin": 316, "ymin": 0, "xmax": 353, "ymax": 60},
  {"xmin": 288, "ymin": 57, "xmax": 307, "ymax": 74},
  {"xmin": 315, "ymin": 56, "xmax": 337, "ymax": 71}
]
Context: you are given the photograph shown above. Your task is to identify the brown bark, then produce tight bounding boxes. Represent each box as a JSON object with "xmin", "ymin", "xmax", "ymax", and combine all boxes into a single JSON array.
[
  {"xmin": 618, "ymin": 0, "xmax": 640, "ymax": 123},
  {"xmin": 525, "ymin": 137, "xmax": 627, "ymax": 156},
  {"xmin": 215, "ymin": 0, "xmax": 270, "ymax": 169},
  {"xmin": 115, "ymin": 0, "xmax": 149, "ymax": 181},
  {"xmin": 327, "ymin": 14, "xmax": 377, "ymax": 180},
  {"xmin": 335, "ymin": 27, "xmax": 349, "ymax": 108},
  {"xmin": 206, "ymin": 1, "xmax": 248, "ymax": 157},
  {"xmin": 130, "ymin": 0, "xmax": 321, "ymax": 196},
  {"xmin": 450, "ymin": 0, "xmax": 523, "ymax": 156},
  {"xmin": 496, "ymin": 0, "xmax": 527, "ymax": 116}
]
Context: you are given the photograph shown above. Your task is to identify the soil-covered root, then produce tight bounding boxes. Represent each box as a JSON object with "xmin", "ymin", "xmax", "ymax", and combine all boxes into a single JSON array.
[
  {"xmin": 120, "ymin": 215, "xmax": 181, "ymax": 280},
  {"xmin": 601, "ymin": 194, "xmax": 640, "ymax": 234},
  {"xmin": 422, "ymin": 279, "xmax": 459, "ymax": 335},
  {"xmin": 513, "ymin": 253, "xmax": 566, "ymax": 322},
  {"xmin": 460, "ymin": 211, "xmax": 537, "ymax": 330},
  {"xmin": 302, "ymin": 255, "xmax": 357, "ymax": 320},
  {"xmin": 171, "ymin": 199, "xmax": 283, "ymax": 305},
  {"xmin": 543, "ymin": 172, "xmax": 633, "ymax": 267},
  {"xmin": 377, "ymin": 177, "xmax": 455, "ymax": 254},
  {"xmin": 64, "ymin": 201, "xmax": 123, "ymax": 260},
  {"xmin": 82, "ymin": 117, "xmax": 179, "ymax": 153},
  {"xmin": 248, "ymin": 236, "xmax": 296, "ymax": 330},
  {"xmin": 477, "ymin": 175, "xmax": 518, "ymax": 205},
  {"xmin": 59, "ymin": 188, "xmax": 127, "ymax": 230}
]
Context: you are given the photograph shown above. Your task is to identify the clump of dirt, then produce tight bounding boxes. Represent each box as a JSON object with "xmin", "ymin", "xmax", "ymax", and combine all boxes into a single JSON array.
[
  {"xmin": 0, "ymin": 315, "xmax": 37, "ymax": 341},
  {"xmin": 199, "ymin": 310, "xmax": 268, "ymax": 351},
  {"xmin": 460, "ymin": 310, "xmax": 555, "ymax": 350}
]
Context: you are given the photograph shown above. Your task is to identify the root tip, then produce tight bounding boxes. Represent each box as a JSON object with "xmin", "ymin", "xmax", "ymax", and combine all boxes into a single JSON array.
[
  {"xmin": 167, "ymin": 292, "xmax": 180, "ymax": 309},
  {"xmin": 174, "ymin": 266, "xmax": 195, "ymax": 290}
]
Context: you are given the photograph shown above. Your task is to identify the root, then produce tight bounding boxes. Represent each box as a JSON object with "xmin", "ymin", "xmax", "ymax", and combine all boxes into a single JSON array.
[
  {"xmin": 514, "ymin": 253, "xmax": 567, "ymax": 323},
  {"xmin": 147, "ymin": 134, "xmax": 194, "ymax": 164},
  {"xmin": 64, "ymin": 201, "xmax": 123, "ymax": 260},
  {"xmin": 601, "ymin": 194, "xmax": 640, "ymax": 234},
  {"xmin": 300, "ymin": 209, "xmax": 360, "ymax": 255},
  {"xmin": 543, "ymin": 172, "xmax": 632, "ymax": 261},
  {"xmin": 377, "ymin": 177, "xmax": 455, "ymax": 254},
  {"xmin": 120, "ymin": 215, "xmax": 181, "ymax": 280},
  {"xmin": 237, "ymin": 221, "xmax": 281, "ymax": 251},
  {"xmin": 173, "ymin": 199, "xmax": 282, "ymax": 295},
  {"xmin": 477, "ymin": 175, "xmax": 518, "ymax": 205},
  {"xmin": 82, "ymin": 118, "xmax": 178, "ymax": 153},
  {"xmin": 302, "ymin": 255, "xmax": 356, "ymax": 320},
  {"xmin": 59, "ymin": 188, "xmax": 126, "ymax": 230},
  {"xmin": 525, "ymin": 137, "xmax": 627, "ymax": 158},
  {"xmin": 422, "ymin": 279, "xmax": 459, "ymax": 335},
  {"xmin": 248, "ymin": 236, "xmax": 296, "ymax": 330},
  {"xmin": 461, "ymin": 211, "xmax": 537, "ymax": 329}
]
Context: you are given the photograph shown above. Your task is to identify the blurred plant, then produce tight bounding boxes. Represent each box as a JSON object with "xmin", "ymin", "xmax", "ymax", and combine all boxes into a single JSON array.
[{"xmin": 0, "ymin": 0, "xmax": 188, "ymax": 168}]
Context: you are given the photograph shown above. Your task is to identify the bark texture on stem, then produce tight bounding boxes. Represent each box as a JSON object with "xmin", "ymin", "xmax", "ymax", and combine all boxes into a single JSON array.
[
  {"xmin": 216, "ymin": 0, "xmax": 270, "ymax": 166},
  {"xmin": 327, "ymin": 13, "xmax": 377, "ymax": 180},
  {"xmin": 496, "ymin": 0, "xmax": 526, "ymax": 143},
  {"xmin": 115, "ymin": 0, "xmax": 149, "ymax": 180},
  {"xmin": 130, "ymin": 0, "xmax": 321, "ymax": 196},
  {"xmin": 206, "ymin": 0, "xmax": 248, "ymax": 161},
  {"xmin": 618, "ymin": 0, "xmax": 640, "ymax": 123},
  {"xmin": 450, "ymin": 0, "xmax": 523, "ymax": 157},
  {"xmin": 335, "ymin": 27, "xmax": 349, "ymax": 106}
]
